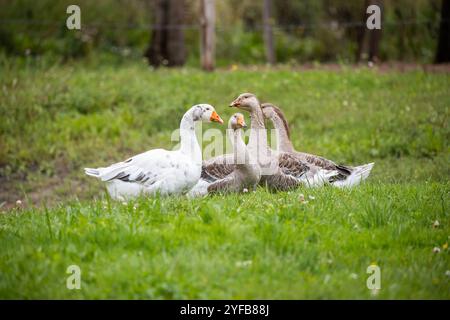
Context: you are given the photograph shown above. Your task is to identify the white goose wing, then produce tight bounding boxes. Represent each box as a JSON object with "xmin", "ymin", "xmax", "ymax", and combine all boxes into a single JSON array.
[{"xmin": 85, "ymin": 149, "xmax": 177, "ymax": 185}]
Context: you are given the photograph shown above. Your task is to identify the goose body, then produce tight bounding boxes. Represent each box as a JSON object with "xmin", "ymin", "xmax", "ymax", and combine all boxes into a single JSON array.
[
  {"xmin": 261, "ymin": 103, "xmax": 374, "ymax": 187},
  {"xmin": 85, "ymin": 104, "xmax": 223, "ymax": 200},
  {"xmin": 229, "ymin": 93, "xmax": 339, "ymax": 191},
  {"xmin": 188, "ymin": 113, "xmax": 261, "ymax": 196}
]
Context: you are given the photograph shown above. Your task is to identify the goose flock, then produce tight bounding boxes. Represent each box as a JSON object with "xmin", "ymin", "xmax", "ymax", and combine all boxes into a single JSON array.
[{"xmin": 85, "ymin": 93, "xmax": 374, "ymax": 200}]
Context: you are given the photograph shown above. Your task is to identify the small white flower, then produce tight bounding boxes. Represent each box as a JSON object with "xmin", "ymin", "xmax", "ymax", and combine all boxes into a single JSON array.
[
  {"xmin": 370, "ymin": 288, "xmax": 380, "ymax": 296},
  {"xmin": 308, "ymin": 195, "xmax": 315, "ymax": 200},
  {"xmin": 433, "ymin": 247, "xmax": 441, "ymax": 254},
  {"xmin": 433, "ymin": 220, "xmax": 440, "ymax": 228},
  {"xmin": 243, "ymin": 188, "xmax": 249, "ymax": 193},
  {"xmin": 15, "ymin": 200, "xmax": 22, "ymax": 206},
  {"xmin": 298, "ymin": 194, "xmax": 305, "ymax": 202},
  {"xmin": 235, "ymin": 260, "xmax": 252, "ymax": 268}
]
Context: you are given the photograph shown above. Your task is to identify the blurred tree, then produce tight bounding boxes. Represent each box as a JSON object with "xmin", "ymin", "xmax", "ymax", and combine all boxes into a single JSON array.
[
  {"xmin": 435, "ymin": 0, "xmax": 450, "ymax": 63},
  {"xmin": 200, "ymin": 0, "xmax": 215, "ymax": 71},
  {"xmin": 355, "ymin": 1, "xmax": 367, "ymax": 62},
  {"xmin": 356, "ymin": 0, "xmax": 383, "ymax": 63},
  {"xmin": 0, "ymin": 0, "xmax": 442, "ymax": 64},
  {"xmin": 263, "ymin": 0, "xmax": 276, "ymax": 64},
  {"xmin": 367, "ymin": 0, "xmax": 382, "ymax": 62},
  {"xmin": 145, "ymin": 0, "xmax": 186, "ymax": 67},
  {"xmin": 263, "ymin": 0, "xmax": 275, "ymax": 64}
]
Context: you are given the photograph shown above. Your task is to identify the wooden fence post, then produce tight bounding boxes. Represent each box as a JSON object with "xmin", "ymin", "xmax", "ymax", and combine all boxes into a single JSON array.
[
  {"xmin": 200, "ymin": 0, "xmax": 215, "ymax": 71},
  {"xmin": 263, "ymin": 0, "xmax": 276, "ymax": 65}
]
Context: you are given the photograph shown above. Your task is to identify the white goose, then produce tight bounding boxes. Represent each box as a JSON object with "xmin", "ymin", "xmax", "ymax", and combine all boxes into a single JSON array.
[{"xmin": 84, "ymin": 104, "xmax": 223, "ymax": 200}]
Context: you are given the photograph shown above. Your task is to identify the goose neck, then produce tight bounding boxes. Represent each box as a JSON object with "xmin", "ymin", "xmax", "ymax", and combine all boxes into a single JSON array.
[
  {"xmin": 229, "ymin": 128, "xmax": 248, "ymax": 167},
  {"xmin": 272, "ymin": 116, "xmax": 294, "ymax": 153},
  {"xmin": 179, "ymin": 112, "xmax": 201, "ymax": 162},
  {"xmin": 248, "ymin": 105, "xmax": 268, "ymax": 153}
]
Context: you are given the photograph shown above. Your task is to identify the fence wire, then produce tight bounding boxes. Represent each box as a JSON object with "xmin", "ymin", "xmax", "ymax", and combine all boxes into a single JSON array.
[{"xmin": 0, "ymin": 18, "xmax": 441, "ymax": 31}]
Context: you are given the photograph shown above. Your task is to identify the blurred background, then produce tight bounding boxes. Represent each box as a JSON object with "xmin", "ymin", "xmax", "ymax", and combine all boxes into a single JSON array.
[{"xmin": 0, "ymin": 0, "xmax": 449, "ymax": 68}]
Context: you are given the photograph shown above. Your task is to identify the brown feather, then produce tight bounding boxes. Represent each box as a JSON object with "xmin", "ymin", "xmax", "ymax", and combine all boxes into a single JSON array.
[
  {"xmin": 207, "ymin": 176, "xmax": 236, "ymax": 193},
  {"xmin": 260, "ymin": 172, "xmax": 300, "ymax": 191},
  {"xmin": 278, "ymin": 152, "xmax": 310, "ymax": 177},
  {"xmin": 201, "ymin": 155, "xmax": 236, "ymax": 182}
]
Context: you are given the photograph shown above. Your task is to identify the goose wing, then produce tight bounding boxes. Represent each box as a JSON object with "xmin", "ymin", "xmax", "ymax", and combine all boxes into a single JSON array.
[
  {"xmin": 261, "ymin": 172, "xmax": 301, "ymax": 191},
  {"xmin": 272, "ymin": 152, "xmax": 339, "ymax": 188},
  {"xmin": 254, "ymin": 153, "xmax": 305, "ymax": 191},
  {"xmin": 201, "ymin": 154, "xmax": 235, "ymax": 182},
  {"xmin": 85, "ymin": 149, "xmax": 176, "ymax": 185},
  {"xmin": 278, "ymin": 152, "xmax": 310, "ymax": 178},
  {"xmin": 293, "ymin": 151, "xmax": 352, "ymax": 179},
  {"xmin": 207, "ymin": 175, "xmax": 236, "ymax": 194}
]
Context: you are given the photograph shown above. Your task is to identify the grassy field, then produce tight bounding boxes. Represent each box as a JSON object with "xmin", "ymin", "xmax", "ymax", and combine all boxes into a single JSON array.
[{"xmin": 0, "ymin": 60, "xmax": 449, "ymax": 299}]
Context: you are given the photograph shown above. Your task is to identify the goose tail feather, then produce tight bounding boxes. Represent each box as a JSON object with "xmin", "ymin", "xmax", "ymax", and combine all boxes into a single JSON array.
[
  {"xmin": 84, "ymin": 167, "xmax": 101, "ymax": 178},
  {"xmin": 302, "ymin": 169, "xmax": 339, "ymax": 187},
  {"xmin": 333, "ymin": 162, "xmax": 374, "ymax": 188}
]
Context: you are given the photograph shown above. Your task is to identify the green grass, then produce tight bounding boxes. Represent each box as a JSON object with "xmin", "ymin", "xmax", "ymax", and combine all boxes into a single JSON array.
[{"xmin": 0, "ymin": 61, "xmax": 449, "ymax": 299}]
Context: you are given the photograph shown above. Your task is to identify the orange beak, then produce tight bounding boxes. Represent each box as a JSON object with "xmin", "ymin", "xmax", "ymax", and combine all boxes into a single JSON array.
[
  {"xmin": 237, "ymin": 115, "xmax": 247, "ymax": 128},
  {"xmin": 210, "ymin": 111, "xmax": 224, "ymax": 124},
  {"xmin": 230, "ymin": 99, "xmax": 240, "ymax": 107}
]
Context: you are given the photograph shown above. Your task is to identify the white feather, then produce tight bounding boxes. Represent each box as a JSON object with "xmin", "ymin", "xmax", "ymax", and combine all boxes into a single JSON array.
[
  {"xmin": 332, "ymin": 162, "xmax": 374, "ymax": 188},
  {"xmin": 299, "ymin": 169, "xmax": 339, "ymax": 187},
  {"xmin": 186, "ymin": 179, "xmax": 210, "ymax": 198}
]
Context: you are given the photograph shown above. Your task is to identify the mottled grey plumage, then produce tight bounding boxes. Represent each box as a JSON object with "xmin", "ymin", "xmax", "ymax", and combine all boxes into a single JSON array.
[
  {"xmin": 261, "ymin": 102, "xmax": 374, "ymax": 187},
  {"xmin": 230, "ymin": 93, "xmax": 340, "ymax": 190},
  {"xmin": 200, "ymin": 154, "xmax": 235, "ymax": 182},
  {"xmin": 207, "ymin": 113, "xmax": 261, "ymax": 194}
]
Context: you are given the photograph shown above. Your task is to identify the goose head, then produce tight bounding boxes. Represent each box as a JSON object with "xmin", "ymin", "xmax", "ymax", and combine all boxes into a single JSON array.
[
  {"xmin": 192, "ymin": 104, "xmax": 223, "ymax": 124},
  {"xmin": 229, "ymin": 113, "xmax": 247, "ymax": 130},
  {"xmin": 229, "ymin": 93, "xmax": 260, "ymax": 112}
]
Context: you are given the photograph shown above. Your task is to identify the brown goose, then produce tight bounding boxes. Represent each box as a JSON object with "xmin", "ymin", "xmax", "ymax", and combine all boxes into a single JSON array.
[
  {"xmin": 188, "ymin": 113, "xmax": 261, "ymax": 196},
  {"xmin": 261, "ymin": 103, "xmax": 374, "ymax": 187},
  {"xmin": 229, "ymin": 93, "xmax": 339, "ymax": 191}
]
